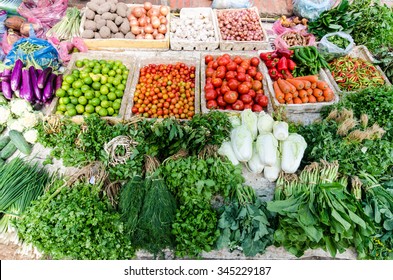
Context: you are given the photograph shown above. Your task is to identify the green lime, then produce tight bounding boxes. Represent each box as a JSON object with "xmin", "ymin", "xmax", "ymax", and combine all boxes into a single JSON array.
[
  {"xmin": 112, "ymin": 78, "xmax": 121, "ymax": 86},
  {"xmin": 122, "ymin": 74, "xmax": 128, "ymax": 80},
  {"xmin": 84, "ymin": 91, "xmax": 94, "ymax": 100},
  {"xmin": 100, "ymin": 85, "xmax": 109, "ymax": 95},
  {"xmin": 66, "ymin": 103, "xmax": 75, "ymax": 111},
  {"xmin": 80, "ymin": 72, "xmax": 90, "ymax": 79},
  {"xmin": 101, "ymin": 67, "xmax": 110, "ymax": 74},
  {"xmin": 91, "ymin": 98, "xmax": 101, "ymax": 107},
  {"xmin": 90, "ymin": 74, "xmax": 100, "ymax": 82},
  {"xmin": 61, "ymin": 83, "xmax": 70, "ymax": 91},
  {"xmin": 57, "ymin": 104, "xmax": 67, "ymax": 112},
  {"xmin": 81, "ymin": 85, "xmax": 91, "ymax": 92},
  {"xmin": 72, "ymin": 70, "xmax": 80, "ymax": 77},
  {"xmin": 66, "ymin": 108, "xmax": 77, "ymax": 117},
  {"xmin": 121, "ymin": 79, "xmax": 126, "ymax": 85},
  {"xmin": 82, "ymin": 58, "xmax": 89, "ymax": 65},
  {"xmin": 67, "ymin": 88, "xmax": 75, "ymax": 96},
  {"xmin": 64, "ymin": 75, "xmax": 75, "ymax": 84},
  {"xmin": 117, "ymin": 84, "xmax": 125, "ymax": 91},
  {"xmin": 88, "ymin": 61, "xmax": 95, "ymax": 68},
  {"xmin": 92, "ymin": 82, "xmax": 101, "ymax": 90},
  {"xmin": 55, "ymin": 111, "xmax": 63, "ymax": 115},
  {"xmin": 56, "ymin": 88, "xmax": 66, "ymax": 97},
  {"xmin": 107, "ymin": 76, "xmax": 114, "ymax": 84},
  {"xmin": 85, "ymin": 104, "xmax": 95, "ymax": 114},
  {"xmin": 95, "ymin": 106, "xmax": 102, "ymax": 113},
  {"xmin": 107, "ymin": 92, "xmax": 117, "ymax": 101},
  {"xmin": 83, "ymin": 77, "xmax": 93, "ymax": 85},
  {"xmin": 112, "ymin": 101, "xmax": 121, "ymax": 110},
  {"xmin": 83, "ymin": 112, "xmax": 91, "ymax": 117},
  {"xmin": 100, "ymin": 75, "xmax": 108, "ymax": 84},
  {"xmin": 73, "ymin": 89, "xmax": 82, "ymax": 98},
  {"xmin": 94, "ymin": 91, "xmax": 101, "ymax": 98},
  {"xmin": 60, "ymin": 97, "xmax": 70, "ymax": 105},
  {"xmin": 75, "ymin": 60, "xmax": 83, "ymax": 68},
  {"xmin": 99, "ymin": 95, "xmax": 108, "ymax": 101},
  {"xmin": 108, "ymin": 70, "xmax": 116, "ymax": 77},
  {"xmin": 72, "ymin": 80, "xmax": 83, "ymax": 89},
  {"xmin": 75, "ymin": 104, "xmax": 85, "ymax": 114},
  {"xmin": 110, "ymin": 86, "xmax": 116, "ymax": 92},
  {"xmin": 70, "ymin": 97, "xmax": 79, "ymax": 105},
  {"xmin": 78, "ymin": 96, "xmax": 88, "ymax": 105},
  {"xmin": 112, "ymin": 65, "xmax": 118, "ymax": 71},
  {"xmin": 115, "ymin": 90, "xmax": 124, "ymax": 98},
  {"xmin": 98, "ymin": 108, "xmax": 108, "ymax": 117},
  {"xmin": 107, "ymin": 107, "xmax": 115, "ymax": 116},
  {"xmin": 101, "ymin": 100, "xmax": 110, "ymax": 108},
  {"xmin": 92, "ymin": 68, "xmax": 101, "ymax": 74},
  {"xmin": 116, "ymin": 68, "xmax": 122, "ymax": 75}
]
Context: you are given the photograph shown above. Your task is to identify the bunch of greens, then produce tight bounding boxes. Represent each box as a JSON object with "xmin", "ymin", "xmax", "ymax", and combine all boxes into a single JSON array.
[
  {"xmin": 16, "ymin": 179, "xmax": 134, "ymax": 260},
  {"xmin": 307, "ymin": 0, "xmax": 359, "ymax": 40},
  {"xmin": 216, "ymin": 186, "xmax": 275, "ymax": 257},
  {"xmin": 374, "ymin": 46, "xmax": 393, "ymax": 83},
  {"xmin": 267, "ymin": 162, "xmax": 375, "ymax": 258},
  {"xmin": 327, "ymin": 35, "xmax": 350, "ymax": 49}
]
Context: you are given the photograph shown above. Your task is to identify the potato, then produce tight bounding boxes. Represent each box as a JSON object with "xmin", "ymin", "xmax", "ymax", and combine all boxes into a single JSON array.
[
  {"xmin": 84, "ymin": 20, "xmax": 97, "ymax": 31},
  {"xmin": 94, "ymin": 32, "xmax": 101, "ymax": 39},
  {"xmin": 106, "ymin": 20, "xmax": 118, "ymax": 33},
  {"xmin": 125, "ymin": 32, "xmax": 135, "ymax": 39},
  {"xmin": 96, "ymin": 19, "xmax": 106, "ymax": 30},
  {"xmin": 110, "ymin": 3, "xmax": 117, "ymax": 13},
  {"xmin": 82, "ymin": 30, "xmax": 94, "ymax": 39},
  {"xmin": 92, "ymin": 0, "xmax": 105, "ymax": 4},
  {"xmin": 97, "ymin": 3, "xmax": 111, "ymax": 15},
  {"xmin": 119, "ymin": 20, "xmax": 130, "ymax": 35},
  {"xmin": 85, "ymin": 9, "xmax": 96, "ymax": 20},
  {"xmin": 102, "ymin": 12, "xmax": 116, "ymax": 20},
  {"xmin": 99, "ymin": 26, "xmax": 111, "ymax": 38},
  {"xmin": 115, "ymin": 16, "xmax": 124, "ymax": 26},
  {"xmin": 94, "ymin": 14, "xmax": 102, "ymax": 22},
  {"xmin": 113, "ymin": 32, "xmax": 124, "ymax": 38},
  {"xmin": 107, "ymin": 0, "xmax": 118, "ymax": 3},
  {"xmin": 116, "ymin": 3, "xmax": 128, "ymax": 18},
  {"xmin": 86, "ymin": 2, "xmax": 99, "ymax": 12}
]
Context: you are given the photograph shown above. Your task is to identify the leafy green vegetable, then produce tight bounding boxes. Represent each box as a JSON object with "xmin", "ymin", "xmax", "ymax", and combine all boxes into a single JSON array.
[
  {"xmin": 16, "ymin": 179, "xmax": 134, "ymax": 260},
  {"xmin": 374, "ymin": 46, "xmax": 393, "ymax": 83}
]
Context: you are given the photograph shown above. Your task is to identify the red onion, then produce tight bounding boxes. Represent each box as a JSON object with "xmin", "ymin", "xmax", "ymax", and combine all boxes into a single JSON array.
[
  {"xmin": 160, "ymin": 16, "xmax": 167, "ymax": 25},
  {"xmin": 129, "ymin": 18, "xmax": 138, "ymax": 27},
  {"xmin": 148, "ymin": 8, "xmax": 160, "ymax": 17},
  {"xmin": 132, "ymin": 7, "xmax": 144, "ymax": 18}
]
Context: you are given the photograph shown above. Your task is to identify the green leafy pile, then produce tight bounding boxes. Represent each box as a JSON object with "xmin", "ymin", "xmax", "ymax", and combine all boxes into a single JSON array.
[
  {"xmin": 16, "ymin": 179, "xmax": 134, "ymax": 260},
  {"xmin": 217, "ymin": 186, "xmax": 275, "ymax": 257},
  {"xmin": 267, "ymin": 162, "xmax": 375, "ymax": 258},
  {"xmin": 374, "ymin": 46, "xmax": 393, "ymax": 83}
]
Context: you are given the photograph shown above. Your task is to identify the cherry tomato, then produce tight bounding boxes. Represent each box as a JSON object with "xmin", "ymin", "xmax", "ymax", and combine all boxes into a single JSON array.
[
  {"xmin": 248, "ymin": 89, "xmax": 256, "ymax": 98},
  {"xmin": 225, "ymin": 71, "xmax": 236, "ymax": 81},
  {"xmin": 217, "ymin": 95, "xmax": 227, "ymax": 107},
  {"xmin": 252, "ymin": 80, "xmax": 263, "ymax": 91},
  {"xmin": 247, "ymin": 67, "xmax": 257, "ymax": 78},
  {"xmin": 216, "ymin": 66, "xmax": 226, "ymax": 79},
  {"xmin": 255, "ymin": 72, "xmax": 263, "ymax": 81},
  {"xmin": 205, "ymin": 67, "xmax": 214, "ymax": 78},
  {"xmin": 237, "ymin": 72, "xmax": 246, "ymax": 82}
]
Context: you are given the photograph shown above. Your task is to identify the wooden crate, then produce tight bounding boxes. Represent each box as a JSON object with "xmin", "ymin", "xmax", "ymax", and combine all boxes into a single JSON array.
[
  {"xmin": 170, "ymin": 7, "xmax": 220, "ymax": 51},
  {"xmin": 200, "ymin": 52, "xmax": 273, "ymax": 115},
  {"xmin": 123, "ymin": 53, "xmax": 201, "ymax": 121},
  {"xmin": 80, "ymin": 4, "xmax": 170, "ymax": 51},
  {"xmin": 214, "ymin": 7, "xmax": 270, "ymax": 51},
  {"xmin": 324, "ymin": 45, "xmax": 392, "ymax": 94},
  {"xmin": 47, "ymin": 52, "xmax": 136, "ymax": 124}
]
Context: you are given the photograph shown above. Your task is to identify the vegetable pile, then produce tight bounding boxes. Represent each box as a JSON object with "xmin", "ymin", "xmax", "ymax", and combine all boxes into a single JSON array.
[
  {"xmin": 327, "ymin": 35, "xmax": 350, "ymax": 50},
  {"xmin": 277, "ymin": 31, "xmax": 314, "ymax": 48},
  {"xmin": 290, "ymin": 46, "xmax": 330, "ymax": 77},
  {"xmin": 204, "ymin": 54, "xmax": 267, "ymax": 112},
  {"xmin": 216, "ymin": 9, "xmax": 264, "ymax": 41},
  {"xmin": 329, "ymin": 56, "xmax": 385, "ymax": 91},
  {"xmin": 260, "ymin": 49, "xmax": 296, "ymax": 81},
  {"xmin": 277, "ymin": 16, "xmax": 308, "ymax": 29},
  {"xmin": 46, "ymin": 7, "xmax": 81, "ymax": 41}
]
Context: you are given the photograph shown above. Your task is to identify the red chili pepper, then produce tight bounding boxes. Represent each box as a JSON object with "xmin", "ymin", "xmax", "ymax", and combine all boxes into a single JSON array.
[
  {"xmin": 265, "ymin": 58, "xmax": 280, "ymax": 68},
  {"xmin": 268, "ymin": 68, "xmax": 279, "ymax": 80},
  {"xmin": 282, "ymin": 69, "xmax": 293, "ymax": 79},
  {"xmin": 287, "ymin": 59, "xmax": 297, "ymax": 71},
  {"xmin": 277, "ymin": 57, "xmax": 288, "ymax": 73},
  {"xmin": 259, "ymin": 51, "xmax": 277, "ymax": 62}
]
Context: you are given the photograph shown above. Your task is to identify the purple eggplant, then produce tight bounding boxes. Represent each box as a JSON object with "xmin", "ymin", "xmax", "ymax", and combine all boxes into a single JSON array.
[
  {"xmin": 20, "ymin": 67, "xmax": 34, "ymax": 103},
  {"xmin": 2, "ymin": 80, "xmax": 12, "ymax": 100},
  {"xmin": 37, "ymin": 67, "xmax": 52, "ymax": 89},
  {"xmin": 1, "ymin": 68, "xmax": 12, "ymax": 83},
  {"xmin": 42, "ymin": 73, "xmax": 56, "ymax": 102},
  {"xmin": 29, "ymin": 66, "xmax": 42, "ymax": 102},
  {"xmin": 55, "ymin": 74, "xmax": 63, "ymax": 91},
  {"xmin": 10, "ymin": 59, "xmax": 23, "ymax": 92}
]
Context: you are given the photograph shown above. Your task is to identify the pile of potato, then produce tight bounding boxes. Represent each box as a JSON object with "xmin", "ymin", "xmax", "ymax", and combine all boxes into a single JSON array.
[{"xmin": 81, "ymin": 0, "xmax": 134, "ymax": 39}]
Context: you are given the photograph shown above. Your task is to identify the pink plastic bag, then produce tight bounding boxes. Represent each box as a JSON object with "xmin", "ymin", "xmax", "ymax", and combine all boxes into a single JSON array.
[
  {"xmin": 2, "ymin": 31, "xmax": 21, "ymax": 55},
  {"xmin": 17, "ymin": 0, "xmax": 68, "ymax": 32},
  {"xmin": 272, "ymin": 19, "xmax": 307, "ymax": 36},
  {"xmin": 58, "ymin": 37, "xmax": 88, "ymax": 64},
  {"xmin": 274, "ymin": 30, "xmax": 316, "ymax": 50}
]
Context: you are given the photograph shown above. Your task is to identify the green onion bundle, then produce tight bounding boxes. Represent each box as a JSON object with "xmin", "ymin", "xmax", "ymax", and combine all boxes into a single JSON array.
[{"xmin": 46, "ymin": 7, "xmax": 81, "ymax": 41}]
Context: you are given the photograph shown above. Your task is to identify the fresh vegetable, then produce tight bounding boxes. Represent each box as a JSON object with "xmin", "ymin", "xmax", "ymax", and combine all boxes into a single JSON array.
[
  {"xmin": 8, "ymin": 129, "xmax": 32, "ymax": 155},
  {"xmin": 29, "ymin": 66, "xmax": 41, "ymax": 101},
  {"xmin": 263, "ymin": 151, "xmax": 281, "ymax": 182},
  {"xmin": 241, "ymin": 109, "xmax": 258, "ymax": 140},
  {"xmin": 329, "ymin": 56, "xmax": 385, "ymax": 91},
  {"xmin": 46, "ymin": 7, "xmax": 81, "ymax": 41},
  {"xmin": 273, "ymin": 121, "xmax": 289, "ymax": 141},
  {"xmin": 290, "ymin": 46, "xmax": 330, "ymax": 77},
  {"xmin": 0, "ymin": 141, "xmax": 17, "ymax": 160},
  {"xmin": 280, "ymin": 133, "xmax": 307, "ymax": 173},
  {"xmin": 278, "ymin": 31, "xmax": 314, "ymax": 47},
  {"xmin": 218, "ymin": 141, "xmax": 239, "ymax": 166},
  {"xmin": 374, "ymin": 46, "xmax": 393, "ymax": 83},
  {"xmin": 216, "ymin": 9, "xmax": 264, "ymax": 41},
  {"xmin": 327, "ymin": 35, "xmax": 350, "ymax": 49},
  {"xmin": 10, "ymin": 59, "xmax": 23, "ymax": 93},
  {"xmin": 256, "ymin": 132, "xmax": 278, "ymax": 167},
  {"xmin": 37, "ymin": 67, "xmax": 52, "ymax": 89},
  {"xmin": 230, "ymin": 125, "xmax": 253, "ymax": 162},
  {"xmin": 4, "ymin": 16, "xmax": 25, "ymax": 31},
  {"xmin": 260, "ymin": 50, "xmax": 296, "ymax": 81},
  {"xmin": 257, "ymin": 111, "xmax": 274, "ymax": 134},
  {"xmin": 246, "ymin": 143, "xmax": 265, "ymax": 174},
  {"xmin": 277, "ymin": 15, "xmax": 308, "ymax": 29},
  {"xmin": 0, "ymin": 106, "xmax": 11, "ymax": 125},
  {"xmin": 19, "ymin": 67, "xmax": 33, "ymax": 102}
]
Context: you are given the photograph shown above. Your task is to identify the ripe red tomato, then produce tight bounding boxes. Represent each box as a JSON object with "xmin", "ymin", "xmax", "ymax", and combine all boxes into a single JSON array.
[
  {"xmin": 211, "ymin": 77, "xmax": 223, "ymax": 88},
  {"xmin": 233, "ymin": 56, "xmax": 243, "ymax": 65},
  {"xmin": 205, "ymin": 89, "xmax": 217, "ymax": 100},
  {"xmin": 217, "ymin": 96, "xmax": 226, "ymax": 107},
  {"xmin": 224, "ymin": 91, "xmax": 238, "ymax": 104},
  {"xmin": 244, "ymin": 81, "xmax": 252, "ymax": 89},
  {"xmin": 222, "ymin": 53, "xmax": 231, "ymax": 60},
  {"xmin": 255, "ymin": 89, "xmax": 264, "ymax": 95},
  {"xmin": 250, "ymin": 57, "xmax": 260, "ymax": 67},
  {"xmin": 205, "ymin": 55, "xmax": 214, "ymax": 65},
  {"xmin": 238, "ymin": 83, "xmax": 250, "ymax": 95},
  {"xmin": 237, "ymin": 66, "xmax": 246, "ymax": 73},
  {"xmin": 255, "ymin": 72, "xmax": 263, "ymax": 81},
  {"xmin": 232, "ymin": 100, "xmax": 244, "ymax": 111},
  {"xmin": 212, "ymin": 61, "xmax": 219, "ymax": 70},
  {"xmin": 205, "ymin": 67, "xmax": 214, "ymax": 78},
  {"xmin": 248, "ymin": 89, "xmax": 256, "ymax": 98},
  {"xmin": 221, "ymin": 84, "xmax": 230, "ymax": 94},
  {"xmin": 252, "ymin": 80, "xmax": 263, "ymax": 91},
  {"xmin": 207, "ymin": 100, "xmax": 218, "ymax": 109},
  {"xmin": 248, "ymin": 67, "xmax": 257, "ymax": 78},
  {"xmin": 244, "ymin": 104, "xmax": 252, "ymax": 110},
  {"xmin": 216, "ymin": 88, "xmax": 222, "ymax": 96},
  {"xmin": 245, "ymin": 74, "xmax": 253, "ymax": 83},
  {"xmin": 204, "ymin": 82, "xmax": 214, "ymax": 91},
  {"xmin": 216, "ymin": 66, "xmax": 226, "ymax": 79},
  {"xmin": 237, "ymin": 72, "xmax": 246, "ymax": 82},
  {"xmin": 225, "ymin": 71, "xmax": 236, "ymax": 81},
  {"xmin": 257, "ymin": 95, "xmax": 269, "ymax": 107},
  {"xmin": 240, "ymin": 60, "xmax": 250, "ymax": 70},
  {"xmin": 225, "ymin": 104, "xmax": 233, "ymax": 110},
  {"xmin": 252, "ymin": 104, "xmax": 263, "ymax": 112},
  {"xmin": 227, "ymin": 79, "xmax": 240, "ymax": 91},
  {"xmin": 240, "ymin": 94, "xmax": 252, "ymax": 104},
  {"xmin": 226, "ymin": 61, "xmax": 237, "ymax": 71},
  {"xmin": 218, "ymin": 56, "xmax": 230, "ymax": 66}
]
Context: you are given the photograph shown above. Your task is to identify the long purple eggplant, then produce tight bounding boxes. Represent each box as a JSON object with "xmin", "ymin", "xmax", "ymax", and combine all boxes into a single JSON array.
[
  {"xmin": 37, "ymin": 67, "xmax": 52, "ymax": 89},
  {"xmin": 10, "ymin": 59, "xmax": 23, "ymax": 92},
  {"xmin": 2, "ymin": 80, "xmax": 12, "ymax": 100},
  {"xmin": 43, "ymin": 73, "xmax": 56, "ymax": 102},
  {"xmin": 20, "ymin": 68, "xmax": 34, "ymax": 103},
  {"xmin": 29, "ymin": 66, "xmax": 42, "ymax": 102},
  {"xmin": 55, "ymin": 74, "xmax": 63, "ymax": 91},
  {"xmin": 1, "ymin": 68, "xmax": 12, "ymax": 83}
]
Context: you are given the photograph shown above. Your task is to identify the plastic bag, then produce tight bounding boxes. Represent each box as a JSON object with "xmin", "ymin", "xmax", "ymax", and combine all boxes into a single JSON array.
[
  {"xmin": 317, "ymin": 31, "xmax": 355, "ymax": 61},
  {"xmin": 272, "ymin": 17, "xmax": 307, "ymax": 35},
  {"xmin": 292, "ymin": 0, "xmax": 335, "ymax": 22},
  {"xmin": 5, "ymin": 37, "xmax": 60, "ymax": 69},
  {"xmin": 0, "ymin": 10, "xmax": 6, "ymax": 38},
  {"xmin": 212, "ymin": 0, "xmax": 253, "ymax": 9},
  {"xmin": 274, "ymin": 30, "xmax": 316, "ymax": 50},
  {"xmin": 2, "ymin": 31, "xmax": 21, "ymax": 55},
  {"xmin": 57, "ymin": 37, "xmax": 88, "ymax": 64},
  {"xmin": 17, "ymin": 0, "xmax": 68, "ymax": 31},
  {"xmin": 0, "ymin": 0, "xmax": 22, "ymax": 15}
]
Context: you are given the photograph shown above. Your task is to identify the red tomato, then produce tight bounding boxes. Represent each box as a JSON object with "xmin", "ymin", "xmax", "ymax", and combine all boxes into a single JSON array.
[
  {"xmin": 225, "ymin": 71, "xmax": 236, "ymax": 81},
  {"xmin": 204, "ymin": 82, "xmax": 214, "ymax": 91},
  {"xmin": 238, "ymin": 83, "xmax": 250, "ymax": 95},
  {"xmin": 205, "ymin": 89, "xmax": 217, "ymax": 100},
  {"xmin": 233, "ymin": 56, "xmax": 243, "ymax": 65},
  {"xmin": 252, "ymin": 104, "xmax": 263, "ymax": 112},
  {"xmin": 226, "ymin": 61, "xmax": 237, "ymax": 71},
  {"xmin": 212, "ymin": 61, "xmax": 219, "ymax": 70},
  {"xmin": 248, "ymin": 67, "xmax": 257, "ymax": 78},
  {"xmin": 212, "ymin": 77, "xmax": 223, "ymax": 88},
  {"xmin": 257, "ymin": 95, "xmax": 269, "ymax": 107},
  {"xmin": 237, "ymin": 66, "xmax": 246, "ymax": 73},
  {"xmin": 207, "ymin": 100, "xmax": 218, "ymax": 109},
  {"xmin": 216, "ymin": 66, "xmax": 226, "ymax": 79},
  {"xmin": 217, "ymin": 96, "xmax": 227, "ymax": 107},
  {"xmin": 224, "ymin": 91, "xmax": 238, "ymax": 104},
  {"xmin": 228, "ymin": 79, "xmax": 240, "ymax": 91},
  {"xmin": 205, "ymin": 67, "xmax": 214, "ymax": 78},
  {"xmin": 206, "ymin": 77, "xmax": 212, "ymax": 84},
  {"xmin": 240, "ymin": 60, "xmax": 250, "ymax": 70},
  {"xmin": 222, "ymin": 53, "xmax": 231, "ymax": 60},
  {"xmin": 221, "ymin": 84, "xmax": 230, "ymax": 94},
  {"xmin": 250, "ymin": 57, "xmax": 260, "ymax": 67},
  {"xmin": 240, "ymin": 94, "xmax": 252, "ymax": 104},
  {"xmin": 248, "ymin": 89, "xmax": 256, "ymax": 98},
  {"xmin": 205, "ymin": 55, "xmax": 214, "ymax": 65},
  {"xmin": 237, "ymin": 72, "xmax": 246, "ymax": 82},
  {"xmin": 218, "ymin": 56, "xmax": 230, "ymax": 66},
  {"xmin": 244, "ymin": 81, "xmax": 252, "ymax": 89},
  {"xmin": 255, "ymin": 89, "xmax": 264, "ymax": 95},
  {"xmin": 207, "ymin": 61, "xmax": 214, "ymax": 69},
  {"xmin": 244, "ymin": 104, "xmax": 252, "ymax": 110},
  {"xmin": 225, "ymin": 105, "xmax": 233, "ymax": 110},
  {"xmin": 245, "ymin": 74, "xmax": 253, "ymax": 83},
  {"xmin": 252, "ymin": 80, "xmax": 263, "ymax": 91},
  {"xmin": 216, "ymin": 88, "xmax": 221, "ymax": 96},
  {"xmin": 255, "ymin": 72, "xmax": 263, "ymax": 81},
  {"xmin": 232, "ymin": 100, "xmax": 244, "ymax": 111}
]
